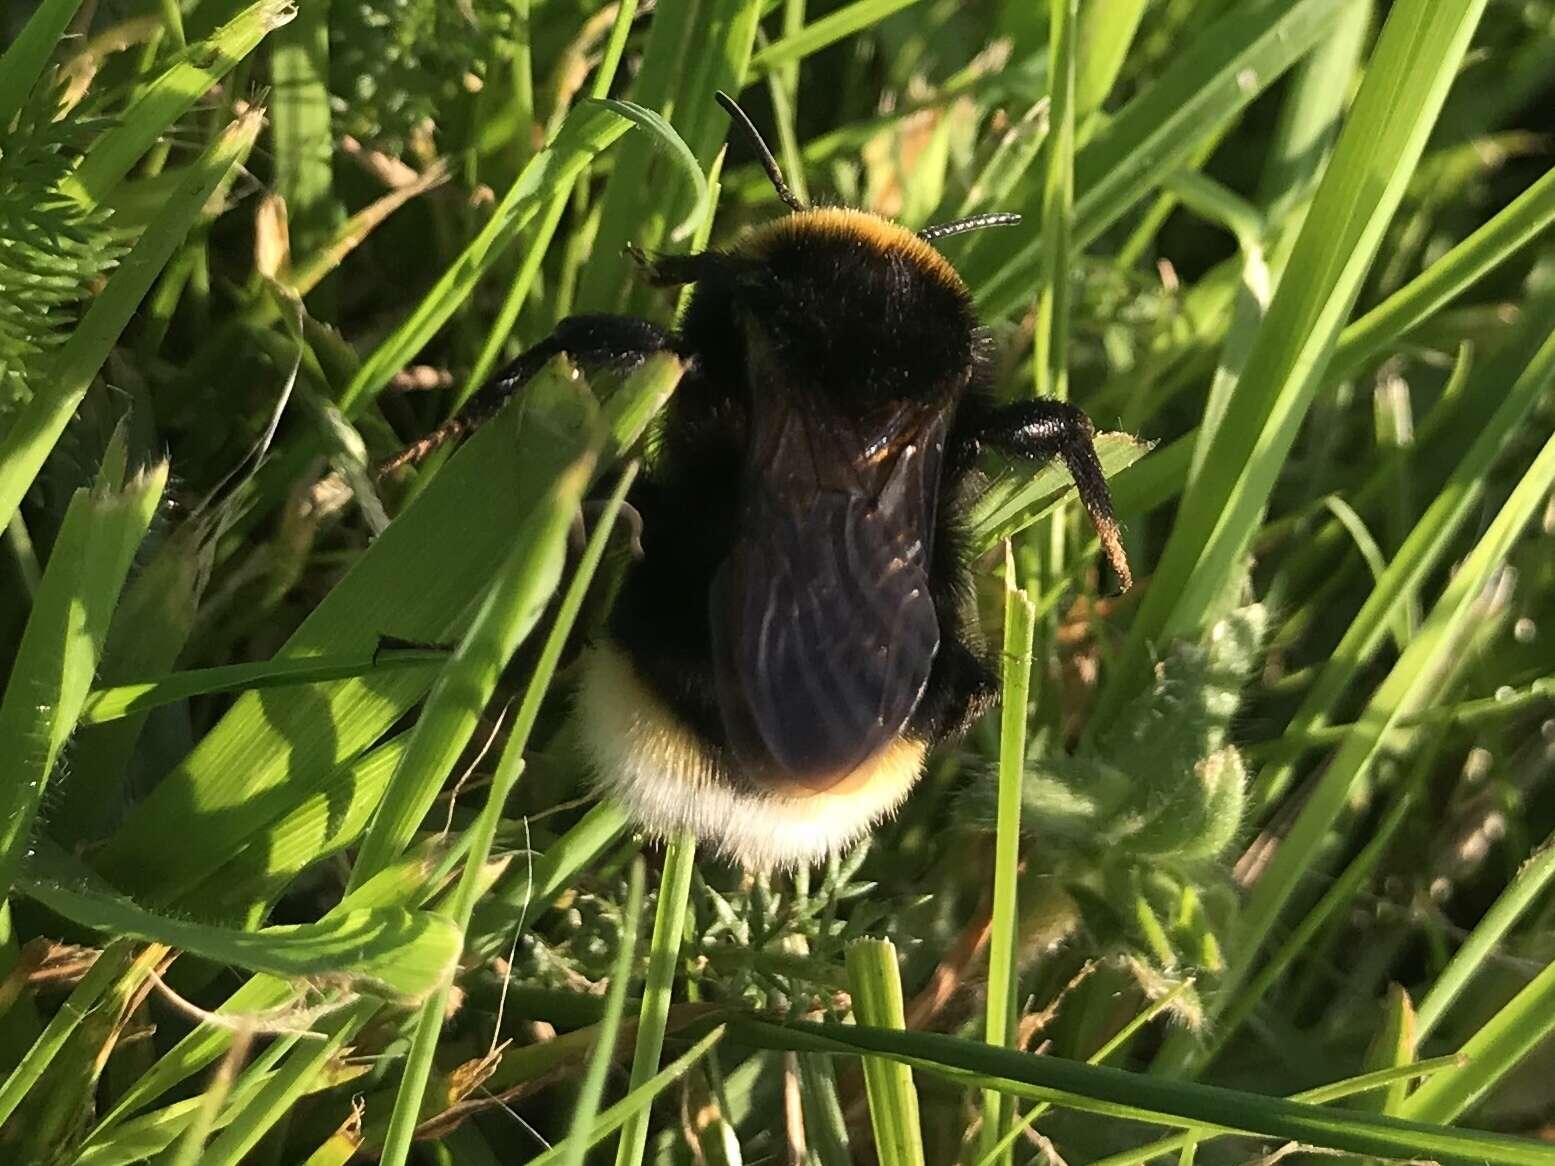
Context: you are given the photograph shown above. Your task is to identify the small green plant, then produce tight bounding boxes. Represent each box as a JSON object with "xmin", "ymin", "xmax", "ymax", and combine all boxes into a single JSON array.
[{"xmin": 0, "ymin": 82, "xmax": 118, "ymax": 409}]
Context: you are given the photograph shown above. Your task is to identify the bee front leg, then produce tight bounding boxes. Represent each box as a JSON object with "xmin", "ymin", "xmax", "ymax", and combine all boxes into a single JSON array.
[
  {"xmin": 379, "ymin": 314, "xmax": 672, "ymax": 474},
  {"xmin": 956, "ymin": 399, "xmax": 1131, "ymax": 590}
]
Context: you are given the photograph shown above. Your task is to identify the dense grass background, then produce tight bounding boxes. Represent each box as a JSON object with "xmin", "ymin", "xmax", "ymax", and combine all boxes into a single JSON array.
[{"xmin": 2, "ymin": 0, "xmax": 1555, "ymax": 1161}]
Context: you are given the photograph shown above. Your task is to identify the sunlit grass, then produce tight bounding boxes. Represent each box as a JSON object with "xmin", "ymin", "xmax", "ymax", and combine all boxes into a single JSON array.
[{"xmin": 2, "ymin": 0, "xmax": 1555, "ymax": 1162}]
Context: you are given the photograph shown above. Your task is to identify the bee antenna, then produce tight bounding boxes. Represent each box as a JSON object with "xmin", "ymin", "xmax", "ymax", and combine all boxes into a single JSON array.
[
  {"xmin": 919, "ymin": 212, "xmax": 1023, "ymax": 243},
  {"xmin": 715, "ymin": 90, "xmax": 807, "ymax": 214}
]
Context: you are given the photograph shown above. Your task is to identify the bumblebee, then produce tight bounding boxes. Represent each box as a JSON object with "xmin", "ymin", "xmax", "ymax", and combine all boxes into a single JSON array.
[{"xmin": 385, "ymin": 94, "xmax": 1131, "ymax": 869}]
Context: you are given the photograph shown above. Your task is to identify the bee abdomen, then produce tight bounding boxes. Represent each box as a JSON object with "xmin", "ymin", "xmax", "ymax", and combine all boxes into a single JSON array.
[{"xmin": 573, "ymin": 643, "xmax": 926, "ymax": 870}]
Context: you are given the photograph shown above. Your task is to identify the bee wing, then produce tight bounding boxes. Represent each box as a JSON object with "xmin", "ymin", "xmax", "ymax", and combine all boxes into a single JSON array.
[{"xmin": 711, "ymin": 402, "xmax": 948, "ymax": 790}]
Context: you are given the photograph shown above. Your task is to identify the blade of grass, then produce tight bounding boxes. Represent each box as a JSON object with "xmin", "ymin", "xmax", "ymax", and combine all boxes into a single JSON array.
[
  {"xmin": 980, "ymin": 546, "xmax": 1036, "ymax": 1163},
  {"xmin": 1412, "ymin": 828, "xmax": 1555, "ymax": 1044},
  {"xmin": 1329, "ymin": 162, "xmax": 1555, "ymax": 381},
  {"xmin": 964, "ymin": 0, "xmax": 1350, "ymax": 318},
  {"xmin": 77, "ymin": 649, "xmax": 446, "ymax": 726},
  {"xmin": 194, "ymin": 735, "xmax": 411, "ymax": 912},
  {"xmin": 375, "ymin": 461, "xmax": 639, "ymax": 1166},
  {"xmin": 1088, "ymin": 1056, "xmax": 1467, "ymax": 1166},
  {"xmin": 1074, "ymin": 0, "xmax": 1148, "ymax": 120},
  {"xmin": 338, "ymin": 102, "xmax": 633, "ymax": 415},
  {"xmin": 0, "ymin": 451, "xmax": 167, "ymax": 898},
  {"xmin": 976, "ymin": 982, "xmax": 1200, "ymax": 1166},
  {"xmin": 62, "ymin": 1, "xmax": 290, "ymax": 208},
  {"xmin": 269, "ymin": 0, "xmax": 334, "ymax": 253},
  {"xmin": 1179, "ymin": 420, "xmax": 1555, "ymax": 1075},
  {"xmin": 1401, "ymin": 952, "xmax": 1555, "ymax": 1124},
  {"xmin": 732, "ymin": 1018, "xmax": 1555, "ymax": 1165},
  {"xmin": 99, "ymin": 360, "xmax": 598, "ymax": 902},
  {"xmin": 846, "ymin": 938, "xmax": 926, "ymax": 1166},
  {"xmin": 19, "ymin": 841, "xmax": 458, "ymax": 1000},
  {"xmin": 575, "ymin": 0, "xmax": 756, "ymax": 318},
  {"xmin": 0, "ymin": 0, "xmax": 87, "ymax": 129},
  {"xmin": 346, "ymin": 366, "xmax": 601, "ymax": 890},
  {"xmin": 1094, "ymin": 0, "xmax": 1493, "ymax": 729},
  {"xmin": 558, "ymin": 857, "xmax": 646, "ymax": 1166},
  {"xmin": 460, "ymin": 0, "xmax": 644, "ymax": 399},
  {"xmin": 527, "ymin": 1028, "xmax": 726, "ymax": 1166},
  {"xmin": 969, "ymin": 433, "xmax": 1152, "ymax": 554},
  {"xmin": 0, "ymin": 109, "xmax": 260, "ymax": 535},
  {"xmin": 746, "ymin": 0, "xmax": 926, "ymax": 76},
  {"xmin": 1032, "ymin": 0, "xmax": 1076, "ymax": 403},
  {"xmin": 615, "ymin": 828, "xmax": 698, "ymax": 1166},
  {"xmin": 571, "ymin": 0, "xmax": 704, "ymax": 317},
  {"xmin": 1255, "ymin": 0, "xmax": 1372, "ymax": 215}
]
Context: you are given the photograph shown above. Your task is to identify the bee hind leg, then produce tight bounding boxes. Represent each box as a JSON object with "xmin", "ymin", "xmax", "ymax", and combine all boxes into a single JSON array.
[
  {"xmin": 955, "ymin": 399, "xmax": 1131, "ymax": 590},
  {"xmin": 379, "ymin": 314, "xmax": 672, "ymax": 475}
]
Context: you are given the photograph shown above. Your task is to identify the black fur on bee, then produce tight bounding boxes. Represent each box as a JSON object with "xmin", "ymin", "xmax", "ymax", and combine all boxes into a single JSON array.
[{"xmin": 382, "ymin": 93, "xmax": 1131, "ymax": 869}]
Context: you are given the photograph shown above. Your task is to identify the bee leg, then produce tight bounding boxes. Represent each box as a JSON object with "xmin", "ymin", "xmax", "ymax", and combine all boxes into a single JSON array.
[
  {"xmin": 379, "ymin": 314, "xmax": 672, "ymax": 474},
  {"xmin": 571, "ymin": 499, "xmax": 646, "ymax": 559},
  {"xmin": 958, "ymin": 399, "xmax": 1131, "ymax": 590}
]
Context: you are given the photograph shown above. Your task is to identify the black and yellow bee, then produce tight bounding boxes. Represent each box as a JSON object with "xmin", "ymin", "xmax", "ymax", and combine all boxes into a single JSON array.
[{"xmin": 385, "ymin": 94, "xmax": 1131, "ymax": 869}]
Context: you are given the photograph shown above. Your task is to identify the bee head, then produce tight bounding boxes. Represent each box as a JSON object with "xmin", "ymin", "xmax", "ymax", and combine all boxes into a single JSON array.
[
  {"xmin": 665, "ymin": 96, "xmax": 1029, "ymax": 406},
  {"xmin": 715, "ymin": 91, "xmax": 1023, "ymax": 248}
]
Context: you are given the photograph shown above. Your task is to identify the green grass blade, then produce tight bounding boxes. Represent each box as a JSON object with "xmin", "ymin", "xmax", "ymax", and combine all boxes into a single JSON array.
[
  {"xmin": 575, "ymin": 0, "xmax": 756, "ymax": 318},
  {"xmin": 733, "ymin": 1019, "xmax": 1555, "ymax": 1165},
  {"xmin": 979, "ymin": 984, "xmax": 1202, "ymax": 1166},
  {"xmin": 52, "ymin": 517, "xmax": 213, "ymax": 846},
  {"xmin": 1401, "ymin": 955, "xmax": 1555, "ymax": 1124},
  {"xmin": 968, "ymin": 433, "xmax": 1152, "ymax": 554},
  {"xmin": 98, "ymin": 361, "xmax": 600, "ymax": 903},
  {"xmin": 1032, "ymin": 0, "xmax": 1077, "ymax": 402},
  {"xmin": 1089, "ymin": 1056, "xmax": 1466, "ymax": 1166},
  {"xmin": 19, "ymin": 842, "xmax": 457, "ymax": 1000},
  {"xmin": 846, "ymin": 938, "xmax": 926, "ymax": 1166},
  {"xmin": 1413, "ymin": 829, "xmax": 1555, "ymax": 1045},
  {"xmin": 0, "ymin": 109, "xmax": 260, "ymax": 535},
  {"xmin": 1330, "ymin": 161, "xmax": 1555, "ymax": 381},
  {"xmin": 615, "ymin": 828, "xmax": 698, "ymax": 1166},
  {"xmin": 594, "ymin": 98, "xmax": 709, "ymax": 240},
  {"xmin": 347, "ymin": 365, "xmax": 600, "ymax": 890},
  {"xmin": 0, "ymin": 456, "xmax": 167, "ymax": 898},
  {"xmin": 63, "ymin": 1, "xmax": 291, "ymax": 208},
  {"xmin": 375, "ymin": 461, "xmax": 636, "ymax": 1166},
  {"xmin": 1074, "ymin": 0, "xmax": 1148, "ymax": 120},
  {"xmin": 194, "ymin": 737, "xmax": 411, "ymax": 912},
  {"xmin": 527, "ymin": 1028, "xmax": 726, "ymax": 1166},
  {"xmin": 980, "ymin": 550, "xmax": 1036, "ymax": 1163},
  {"xmin": 965, "ymin": 0, "xmax": 1349, "ymax": 318},
  {"xmin": 269, "ymin": 0, "xmax": 335, "ymax": 253},
  {"xmin": 559, "ymin": 858, "xmax": 646, "ymax": 1166},
  {"xmin": 747, "ymin": 0, "xmax": 926, "ymax": 76},
  {"xmin": 338, "ymin": 103, "xmax": 632, "ymax": 414},
  {"xmin": 461, "ymin": 5, "xmax": 645, "ymax": 398},
  {"xmin": 1208, "ymin": 422, "xmax": 1555, "ymax": 1071},
  {"xmin": 1256, "ymin": 1, "xmax": 1372, "ymax": 212},
  {"xmin": 0, "ymin": 0, "xmax": 87, "ymax": 130},
  {"xmin": 1095, "ymin": 0, "xmax": 1493, "ymax": 728},
  {"xmin": 77, "ymin": 650, "xmax": 446, "ymax": 727}
]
